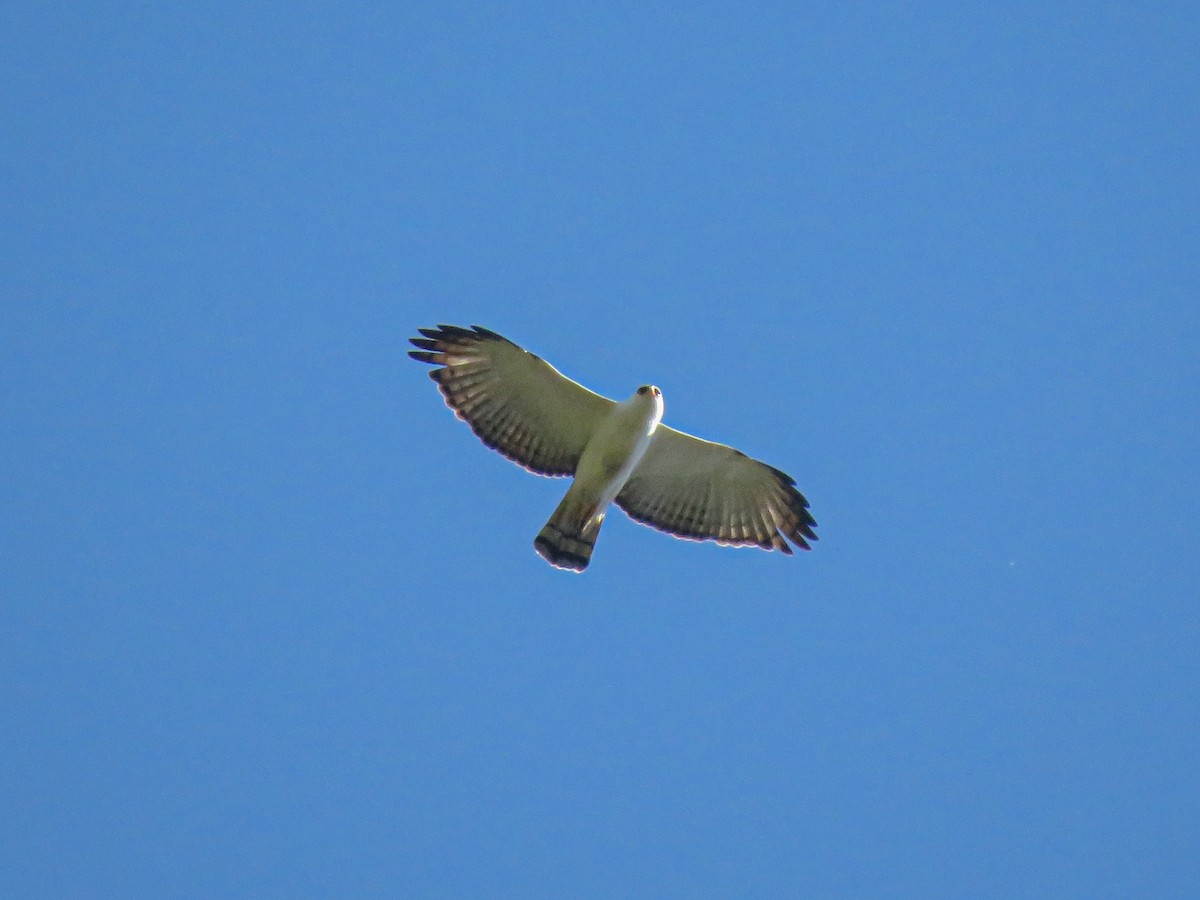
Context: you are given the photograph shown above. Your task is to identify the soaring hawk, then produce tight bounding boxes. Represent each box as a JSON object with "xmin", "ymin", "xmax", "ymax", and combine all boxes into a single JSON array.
[{"xmin": 410, "ymin": 325, "xmax": 817, "ymax": 572}]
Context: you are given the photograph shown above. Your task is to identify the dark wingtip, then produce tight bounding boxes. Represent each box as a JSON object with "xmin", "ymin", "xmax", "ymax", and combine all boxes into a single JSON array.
[
  {"xmin": 788, "ymin": 519, "xmax": 817, "ymax": 548},
  {"xmin": 414, "ymin": 323, "xmax": 506, "ymax": 345},
  {"xmin": 408, "ymin": 350, "xmax": 440, "ymax": 364},
  {"xmin": 769, "ymin": 465, "xmax": 798, "ymax": 488},
  {"xmin": 780, "ymin": 476, "xmax": 817, "ymax": 547}
]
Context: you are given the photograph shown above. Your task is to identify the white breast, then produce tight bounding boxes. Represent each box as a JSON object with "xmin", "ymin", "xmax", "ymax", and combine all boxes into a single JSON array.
[{"xmin": 573, "ymin": 393, "xmax": 663, "ymax": 512}]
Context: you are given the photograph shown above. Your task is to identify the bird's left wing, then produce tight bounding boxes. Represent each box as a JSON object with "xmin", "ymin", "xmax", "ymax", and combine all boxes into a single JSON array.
[
  {"xmin": 615, "ymin": 425, "xmax": 817, "ymax": 552},
  {"xmin": 409, "ymin": 324, "xmax": 615, "ymax": 477}
]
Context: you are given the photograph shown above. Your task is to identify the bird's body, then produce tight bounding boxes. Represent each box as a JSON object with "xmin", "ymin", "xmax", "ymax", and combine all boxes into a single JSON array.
[
  {"xmin": 533, "ymin": 385, "xmax": 663, "ymax": 570},
  {"xmin": 409, "ymin": 324, "xmax": 817, "ymax": 572}
]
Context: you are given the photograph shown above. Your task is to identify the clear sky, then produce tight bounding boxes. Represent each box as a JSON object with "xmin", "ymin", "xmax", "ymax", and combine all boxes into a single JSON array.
[{"xmin": 3, "ymin": 3, "xmax": 1198, "ymax": 897}]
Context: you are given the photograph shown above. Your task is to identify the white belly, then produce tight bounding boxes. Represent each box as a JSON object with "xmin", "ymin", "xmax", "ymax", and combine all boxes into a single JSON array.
[{"xmin": 574, "ymin": 399, "xmax": 660, "ymax": 514}]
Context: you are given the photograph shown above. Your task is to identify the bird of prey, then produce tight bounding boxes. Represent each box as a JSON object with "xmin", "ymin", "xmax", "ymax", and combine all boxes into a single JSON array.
[{"xmin": 409, "ymin": 324, "xmax": 817, "ymax": 572}]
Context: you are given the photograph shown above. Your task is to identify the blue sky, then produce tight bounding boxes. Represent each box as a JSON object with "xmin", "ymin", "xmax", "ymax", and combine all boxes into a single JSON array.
[{"xmin": 3, "ymin": 2, "xmax": 1198, "ymax": 896}]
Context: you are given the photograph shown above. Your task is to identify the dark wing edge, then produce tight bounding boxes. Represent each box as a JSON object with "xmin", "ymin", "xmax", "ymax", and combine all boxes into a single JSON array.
[{"xmin": 758, "ymin": 463, "xmax": 819, "ymax": 552}]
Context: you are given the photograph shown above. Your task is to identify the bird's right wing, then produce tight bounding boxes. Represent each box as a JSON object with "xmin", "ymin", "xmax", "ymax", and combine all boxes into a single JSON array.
[
  {"xmin": 616, "ymin": 424, "xmax": 817, "ymax": 552},
  {"xmin": 409, "ymin": 325, "xmax": 615, "ymax": 477}
]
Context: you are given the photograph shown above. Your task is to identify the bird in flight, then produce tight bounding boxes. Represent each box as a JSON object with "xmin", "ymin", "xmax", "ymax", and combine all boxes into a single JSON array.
[{"xmin": 409, "ymin": 325, "xmax": 817, "ymax": 572}]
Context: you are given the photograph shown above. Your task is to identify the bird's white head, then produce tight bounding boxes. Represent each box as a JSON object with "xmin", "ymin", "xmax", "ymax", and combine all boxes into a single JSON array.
[{"xmin": 633, "ymin": 384, "xmax": 665, "ymax": 426}]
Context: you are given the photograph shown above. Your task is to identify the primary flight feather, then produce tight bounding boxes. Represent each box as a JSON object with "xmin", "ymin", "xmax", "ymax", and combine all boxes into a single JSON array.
[{"xmin": 409, "ymin": 324, "xmax": 817, "ymax": 572}]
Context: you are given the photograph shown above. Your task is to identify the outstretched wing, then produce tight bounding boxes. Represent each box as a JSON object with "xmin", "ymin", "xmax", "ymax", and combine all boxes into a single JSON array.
[
  {"xmin": 616, "ymin": 425, "xmax": 817, "ymax": 552},
  {"xmin": 409, "ymin": 324, "xmax": 614, "ymax": 477}
]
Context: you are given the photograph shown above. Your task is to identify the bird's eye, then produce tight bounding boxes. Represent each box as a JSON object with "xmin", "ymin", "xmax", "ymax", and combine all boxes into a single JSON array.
[{"xmin": 637, "ymin": 386, "xmax": 647, "ymax": 395}]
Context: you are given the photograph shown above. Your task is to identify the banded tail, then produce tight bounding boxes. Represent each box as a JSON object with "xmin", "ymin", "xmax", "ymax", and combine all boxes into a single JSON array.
[{"xmin": 534, "ymin": 486, "xmax": 606, "ymax": 572}]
